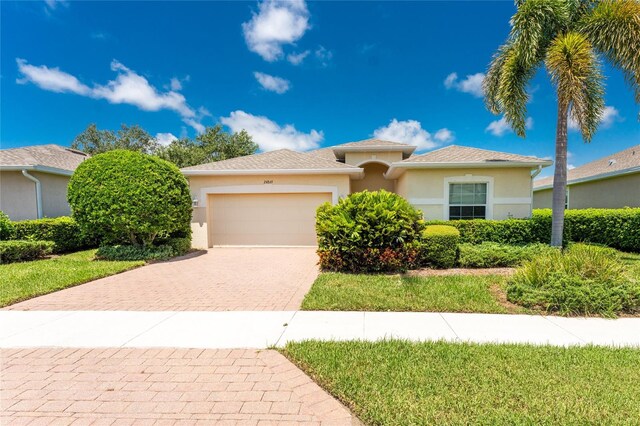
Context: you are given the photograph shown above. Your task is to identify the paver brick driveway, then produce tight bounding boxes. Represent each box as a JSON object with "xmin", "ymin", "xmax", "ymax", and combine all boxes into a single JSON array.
[
  {"xmin": 1, "ymin": 347, "xmax": 360, "ymax": 425},
  {"xmin": 5, "ymin": 248, "xmax": 319, "ymax": 311}
]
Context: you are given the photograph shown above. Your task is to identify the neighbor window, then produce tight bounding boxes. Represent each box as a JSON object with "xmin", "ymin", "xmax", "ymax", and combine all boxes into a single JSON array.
[{"xmin": 448, "ymin": 183, "xmax": 487, "ymax": 220}]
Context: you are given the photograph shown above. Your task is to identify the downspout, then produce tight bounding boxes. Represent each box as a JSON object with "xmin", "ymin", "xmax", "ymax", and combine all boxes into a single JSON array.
[
  {"xmin": 529, "ymin": 165, "xmax": 543, "ymax": 217},
  {"xmin": 21, "ymin": 169, "xmax": 43, "ymax": 219}
]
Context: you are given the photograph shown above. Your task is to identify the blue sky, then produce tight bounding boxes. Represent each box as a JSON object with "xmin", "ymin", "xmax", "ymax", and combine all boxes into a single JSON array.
[{"xmin": 2, "ymin": 0, "xmax": 638, "ymax": 177}]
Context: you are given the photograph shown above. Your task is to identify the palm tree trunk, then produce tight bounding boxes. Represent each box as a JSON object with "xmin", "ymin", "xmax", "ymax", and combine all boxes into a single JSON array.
[{"xmin": 551, "ymin": 101, "xmax": 569, "ymax": 247}]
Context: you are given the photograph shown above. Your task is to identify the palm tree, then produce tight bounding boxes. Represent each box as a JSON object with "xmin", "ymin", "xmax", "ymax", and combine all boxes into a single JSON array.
[{"xmin": 484, "ymin": 0, "xmax": 640, "ymax": 247}]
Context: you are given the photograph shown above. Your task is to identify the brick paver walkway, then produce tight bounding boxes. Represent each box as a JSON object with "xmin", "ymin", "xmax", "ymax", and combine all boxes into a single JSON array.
[
  {"xmin": 1, "ymin": 348, "xmax": 360, "ymax": 425},
  {"xmin": 5, "ymin": 248, "xmax": 319, "ymax": 311}
]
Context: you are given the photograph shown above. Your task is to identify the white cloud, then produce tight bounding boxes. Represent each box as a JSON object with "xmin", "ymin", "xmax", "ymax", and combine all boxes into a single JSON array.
[
  {"xmin": 568, "ymin": 105, "xmax": 621, "ymax": 131},
  {"xmin": 242, "ymin": 0, "xmax": 310, "ymax": 62},
  {"xmin": 434, "ymin": 128, "xmax": 454, "ymax": 143},
  {"xmin": 486, "ymin": 116, "xmax": 533, "ymax": 136},
  {"xmin": 170, "ymin": 77, "xmax": 182, "ymax": 91},
  {"xmin": 568, "ymin": 164, "xmax": 576, "ymax": 170},
  {"xmin": 155, "ymin": 132, "xmax": 178, "ymax": 147},
  {"xmin": 16, "ymin": 58, "xmax": 206, "ymax": 132},
  {"xmin": 315, "ymin": 45, "xmax": 333, "ymax": 67},
  {"xmin": 44, "ymin": 0, "xmax": 68, "ymax": 10},
  {"xmin": 254, "ymin": 72, "xmax": 291, "ymax": 94},
  {"xmin": 444, "ymin": 72, "xmax": 485, "ymax": 98},
  {"xmin": 525, "ymin": 117, "xmax": 534, "ymax": 130},
  {"xmin": 373, "ymin": 119, "xmax": 454, "ymax": 151},
  {"xmin": 220, "ymin": 110, "xmax": 323, "ymax": 151},
  {"xmin": 16, "ymin": 58, "xmax": 91, "ymax": 95},
  {"xmin": 287, "ymin": 50, "xmax": 310, "ymax": 65}
]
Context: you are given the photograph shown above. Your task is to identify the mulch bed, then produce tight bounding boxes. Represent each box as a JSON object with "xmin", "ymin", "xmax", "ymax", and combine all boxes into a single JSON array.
[{"xmin": 407, "ymin": 267, "xmax": 516, "ymax": 277}]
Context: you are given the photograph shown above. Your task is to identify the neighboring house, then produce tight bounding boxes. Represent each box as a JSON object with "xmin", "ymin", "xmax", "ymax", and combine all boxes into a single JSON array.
[
  {"xmin": 182, "ymin": 139, "xmax": 551, "ymax": 247},
  {"xmin": 533, "ymin": 144, "xmax": 640, "ymax": 210},
  {"xmin": 0, "ymin": 144, "xmax": 89, "ymax": 221}
]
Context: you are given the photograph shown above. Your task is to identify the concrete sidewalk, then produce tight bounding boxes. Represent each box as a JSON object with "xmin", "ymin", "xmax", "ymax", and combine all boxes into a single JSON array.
[{"xmin": 1, "ymin": 310, "xmax": 639, "ymax": 349}]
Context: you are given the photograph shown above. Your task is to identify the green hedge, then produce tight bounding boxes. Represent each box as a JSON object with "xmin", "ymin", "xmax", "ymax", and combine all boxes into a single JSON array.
[
  {"xmin": 13, "ymin": 217, "xmax": 92, "ymax": 253},
  {"xmin": 421, "ymin": 225, "xmax": 460, "ymax": 269},
  {"xmin": 426, "ymin": 208, "xmax": 640, "ymax": 252},
  {"xmin": 0, "ymin": 211, "xmax": 15, "ymax": 240},
  {"xmin": 0, "ymin": 240, "xmax": 54, "ymax": 264},
  {"xmin": 458, "ymin": 242, "xmax": 557, "ymax": 268},
  {"xmin": 95, "ymin": 244, "xmax": 175, "ymax": 261}
]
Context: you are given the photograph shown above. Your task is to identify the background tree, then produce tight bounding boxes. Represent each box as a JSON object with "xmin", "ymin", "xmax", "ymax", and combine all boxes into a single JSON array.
[
  {"xmin": 156, "ymin": 125, "xmax": 258, "ymax": 167},
  {"xmin": 483, "ymin": 0, "xmax": 639, "ymax": 247},
  {"xmin": 71, "ymin": 124, "xmax": 159, "ymax": 155}
]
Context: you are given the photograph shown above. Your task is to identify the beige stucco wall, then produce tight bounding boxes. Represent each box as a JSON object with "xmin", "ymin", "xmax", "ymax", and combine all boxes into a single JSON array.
[
  {"xmin": 351, "ymin": 163, "xmax": 395, "ymax": 193},
  {"xmin": 0, "ymin": 171, "xmax": 38, "ymax": 221},
  {"xmin": 344, "ymin": 151, "xmax": 403, "ymax": 166},
  {"xmin": 532, "ymin": 188, "xmax": 553, "ymax": 209},
  {"xmin": 33, "ymin": 172, "xmax": 72, "ymax": 218},
  {"xmin": 0, "ymin": 171, "xmax": 72, "ymax": 221},
  {"xmin": 533, "ymin": 173, "xmax": 640, "ymax": 209},
  {"xmin": 395, "ymin": 167, "xmax": 534, "ymax": 220},
  {"xmin": 187, "ymin": 174, "xmax": 351, "ymax": 248}
]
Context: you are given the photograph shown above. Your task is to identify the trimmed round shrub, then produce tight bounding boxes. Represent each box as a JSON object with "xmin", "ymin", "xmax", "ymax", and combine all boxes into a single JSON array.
[
  {"xmin": 68, "ymin": 150, "xmax": 192, "ymax": 247},
  {"xmin": 507, "ymin": 244, "xmax": 640, "ymax": 317},
  {"xmin": 0, "ymin": 240, "xmax": 54, "ymax": 264},
  {"xmin": 316, "ymin": 190, "xmax": 425, "ymax": 273},
  {"xmin": 0, "ymin": 211, "xmax": 15, "ymax": 240},
  {"xmin": 421, "ymin": 225, "xmax": 460, "ymax": 268}
]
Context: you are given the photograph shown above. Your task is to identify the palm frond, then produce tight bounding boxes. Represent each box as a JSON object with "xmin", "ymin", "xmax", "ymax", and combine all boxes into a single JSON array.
[
  {"xmin": 497, "ymin": 50, "xmax": 536, "ymax": 137},
  {"xmin": 511, "ymin": 0, "xmax": 570, "ymax": 67},
  {"xmin": 546, "ymin": 32, "xmax": 604, "ymax": 141},
  {"xmin": 483, "ymin": 43, "xmax": 511, "ymax": 115},
  {"xmin": 580, "ymin": 0, "xmax": 640, "ymax": 105}
]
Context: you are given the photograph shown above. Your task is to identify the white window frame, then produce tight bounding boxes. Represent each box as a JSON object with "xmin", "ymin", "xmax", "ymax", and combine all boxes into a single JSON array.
[{"xmin": 444, "ymin": 175, "xmax": 494, "ymax": 220}]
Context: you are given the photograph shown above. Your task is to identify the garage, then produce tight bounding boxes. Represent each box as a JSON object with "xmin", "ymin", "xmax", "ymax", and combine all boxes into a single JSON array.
[{"xmin": 208, "ymin": 192, "xmax": 332, "ymax": 246}]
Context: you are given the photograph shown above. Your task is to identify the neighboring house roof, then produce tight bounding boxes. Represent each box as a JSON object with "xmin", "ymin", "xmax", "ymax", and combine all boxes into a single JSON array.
[
  {"xmin": 386, "ymin": 145, "xmax": 552, "ymax": 178},
  {"xmin": 181, "ymin": 148, "xmax": 363, "ymax": 176},
  {"xmin": 0, "ymin": 144, "xmax": 89, "ymax": 176},
  {"xmin": 533, "ymin": 144, "xmax": 640, "ymax": 190}
]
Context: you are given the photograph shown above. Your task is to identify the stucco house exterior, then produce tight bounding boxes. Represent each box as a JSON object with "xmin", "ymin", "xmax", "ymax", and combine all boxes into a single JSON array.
[
  {"xmin": 533, "ymin": 144, "xmax": 640, "ymax": 209},
  {"xmin": 182, "ymin": 139, "xmax": 552, "ymax": 248},
  {"xmin": 0, "ymin": 144, "xmax": 89, "ymax": 221}
]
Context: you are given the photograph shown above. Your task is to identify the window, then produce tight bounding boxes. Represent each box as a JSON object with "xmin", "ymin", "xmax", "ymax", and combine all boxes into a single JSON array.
[{"xmin": 449, "ymin": 183, "xmax": 487, "ymax": 220}]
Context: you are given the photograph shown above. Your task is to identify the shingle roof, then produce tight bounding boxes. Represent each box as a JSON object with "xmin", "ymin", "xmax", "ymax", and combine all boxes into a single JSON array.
[
  {"xmin": 334, "ymin": 138, "xmax": 414, "ymax": 148},
  {"xmin": 181, "ymin": 148, "xmax": 358, "ymax": 171},
  {"xmin": 0, "ymin": 144, "xmax": 89, "ymax": 172},
  {"xmin": 534, "ymin": 144, "xmax": 640, "ymax": 189},
  {"xmin": 401, "ymin": 145, "xmax": 550, "ymax": 164}
]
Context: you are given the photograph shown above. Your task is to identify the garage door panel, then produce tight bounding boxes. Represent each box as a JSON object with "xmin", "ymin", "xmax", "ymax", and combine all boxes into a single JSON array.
[{"xmin": 209, "ymin": 192, "xmax": 331, "ymax": 246}]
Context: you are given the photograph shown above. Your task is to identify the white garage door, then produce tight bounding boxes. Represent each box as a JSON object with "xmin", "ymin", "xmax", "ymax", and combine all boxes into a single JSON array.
[{"xmin": 208, "ymin": 192, "xmax": 331, "ymax": 246}]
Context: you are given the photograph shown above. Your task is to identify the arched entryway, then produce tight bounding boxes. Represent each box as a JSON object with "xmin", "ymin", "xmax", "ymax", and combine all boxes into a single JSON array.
[{"xmin": 351, "ymin": 161, "xmax": 395, "ymax": 193}]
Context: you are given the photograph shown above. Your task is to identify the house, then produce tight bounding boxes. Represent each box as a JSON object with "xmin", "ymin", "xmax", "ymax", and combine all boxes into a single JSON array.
[
  {"xmin": 0, "ymin": 144, "xmax": 89, "ymax": 221},
  {"xmin": 533, "ymin": 144, "xmax": 640, "ymax": 209},
  {"xmin": 182, "ymin": 139, "xmax": 552, "ymax": 247}
]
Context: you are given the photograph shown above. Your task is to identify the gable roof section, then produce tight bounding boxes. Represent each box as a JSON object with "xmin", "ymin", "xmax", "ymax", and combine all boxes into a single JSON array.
[
  {"xmin": 386, "ymin": 145, "xmax": 552, "ymax": 178},
  {"xmin": 331, "ymin": 138, "xmax": 416, "ymax": 157},
  {"xmin": 181, "ymin": 149, "xmax": 362, "ymax": 176},
  {"xmin": 534, "ymin": 144, "xmax": 640, "ymax": 190},
  {"xmin": 0, "ymin": 144, "xmax": 89, "ymax": 176}
]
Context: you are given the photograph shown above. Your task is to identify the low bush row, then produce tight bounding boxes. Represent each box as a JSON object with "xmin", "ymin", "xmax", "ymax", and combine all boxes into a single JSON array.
[
  {"xmin": 0, "ymin": 240, "xmax": 54, "ymax": 264},
  {"xmin": 426, "ymin": 208, "xmax": 640, "ymax": 252},
  {"xmin": 12, "ymin": 217, "xmax": 93, "ymax": 253},
  {"xmin": 95, "ymin": 237, "xmax": 192, "ymax": 261},
  {"xmin": 458, "ymin": 242, "xmax": 557, "ymax": 268}
]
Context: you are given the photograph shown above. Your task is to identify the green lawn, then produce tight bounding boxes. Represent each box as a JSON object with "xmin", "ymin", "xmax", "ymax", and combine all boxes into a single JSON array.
[
  {"xmin": 301, "ymin": 273, "xmax": 516, "ymax": 313},
  {"xmin": 0, "ymin": 249, "xmax": 144, "ymax": 307},
  {"xmin": 283, "ymin": 340, "xmax": 640, "ymax": 425}
]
